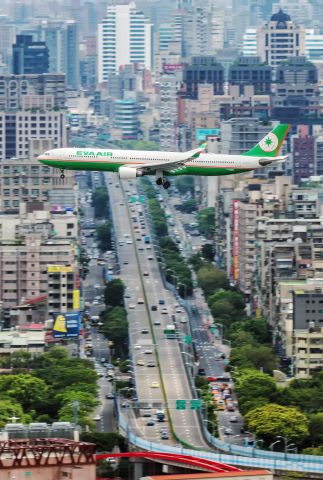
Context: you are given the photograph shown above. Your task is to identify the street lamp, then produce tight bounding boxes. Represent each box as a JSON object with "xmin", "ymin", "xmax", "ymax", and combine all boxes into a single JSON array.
[
  {"xmin": 276, "ymin": 436, "xmax": 296, "ymax": 458},
  {"xmin": 269, "ymin": 439, "xmax": 281, "ymax": 451}
]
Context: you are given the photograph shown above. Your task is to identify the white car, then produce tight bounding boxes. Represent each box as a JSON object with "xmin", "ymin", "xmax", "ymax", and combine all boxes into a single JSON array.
[
  {"xmin": 126, "ymin": 240, "xmax": 133, "ymax": 244},
  {"xmin": 128, "ymin": 303, "xmax": 135, "ymax": 309},
  {"xmin": 134, "ymin": 344, "xmax": 141, "ymax": 350},
  {"xmin": 137, "ymin": 298, "xmax": 144, "ymax": 304},
  {"xmin": 93, "ymin": 414, "xmax": 101, "ymax": 421}
]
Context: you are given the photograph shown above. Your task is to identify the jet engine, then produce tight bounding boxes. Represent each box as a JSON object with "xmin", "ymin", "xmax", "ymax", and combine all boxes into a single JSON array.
[{"xmin": 118, "ymin": 166, "xmax": 143, "ymax": 179}]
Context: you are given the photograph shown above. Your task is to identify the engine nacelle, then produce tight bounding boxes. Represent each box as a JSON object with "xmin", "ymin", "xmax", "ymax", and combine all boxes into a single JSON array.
[{"xmin": 118, "ymin": 166, "xmax": 143, "ymax": 179}]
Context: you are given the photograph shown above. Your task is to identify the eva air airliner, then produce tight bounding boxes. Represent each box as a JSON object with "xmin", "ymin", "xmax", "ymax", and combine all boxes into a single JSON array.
[{"xmin": 37, "ymin": 124, "xmax": 289, "ymax": 189}]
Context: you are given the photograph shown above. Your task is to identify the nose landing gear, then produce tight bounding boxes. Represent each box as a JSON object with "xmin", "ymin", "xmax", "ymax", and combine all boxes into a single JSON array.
[
  {"xmin": 155, "ymin": 170, "xmax": 170, "ymax": 189},
  {"xmin": 59, "ymin": 169, "xmax": 65, "ymax": 179}
]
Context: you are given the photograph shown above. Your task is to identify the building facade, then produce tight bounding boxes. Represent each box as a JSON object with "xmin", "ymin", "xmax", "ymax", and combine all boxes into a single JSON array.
[
  {"xmin": 98, "ymin": 2, "xmax": 152, "ymax": 80},
  {"xmin": 12, "ymin": 35, "xmax": 49, "ymax": 75}
]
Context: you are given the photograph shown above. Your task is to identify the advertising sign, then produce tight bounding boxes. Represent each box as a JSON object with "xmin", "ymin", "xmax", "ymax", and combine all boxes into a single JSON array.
[
  {"xmin": 53, "ymin": 313, "xmax": 80, "ymax": 338},
  {"xmin": 196, "ymin": 128, "xmax": 220, "ymax": 142},
  {"xmin": 232, "ymin": 200, "xmax": 239, "ymax": 282},
  {"xmin": 162, "ymin": 63, "xmax": 183, "ymax": 72},
  {"xmin": 47, "ymin": 265, "xmax": 73, "ymax": 273},
  {"xmin": 73, "ymin": 290, "xmax": 80, "ymax": 310}
]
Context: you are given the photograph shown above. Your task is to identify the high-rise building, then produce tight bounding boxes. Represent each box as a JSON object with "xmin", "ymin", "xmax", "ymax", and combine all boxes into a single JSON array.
[
  {"xmin": 41, "ymin": 20, "xmax": 80, "ymax": 90},
  {"xmin": 228, "ymin": 56, "xmax": 272, "ymax": 95},
  {"xmin": 159, "ymin": 74, "xmax": 181, "ymax": 151},
  {"xmin": 257, "ymin": 9, "xmax": 306, "ymax": 67},
  {"xmin": 98, "ymin": 2, "xmax": 152, "ymax": 81},
  {"xmin": 12, "ymin": 35, "xmax": 49, "ymax": 75},
  {"xmin": 114, "ymin": 99, "xmax": 140, "ymax": 140},
  {"xmin": 292, "ymin": 130, "xmax": 315, "ymax": 185},
  {"xmin": 182, "ymin": 56, "xmax": 224, "ymax": 100},
  {"xmin": 0, "ymin": 74, "xmax": 66, "ymax": 161}
]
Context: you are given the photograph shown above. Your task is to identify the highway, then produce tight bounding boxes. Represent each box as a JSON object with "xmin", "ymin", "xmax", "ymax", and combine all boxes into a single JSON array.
[{"xmin": 106, "ymin": 173, "xmax": 210, "ymax": 449}]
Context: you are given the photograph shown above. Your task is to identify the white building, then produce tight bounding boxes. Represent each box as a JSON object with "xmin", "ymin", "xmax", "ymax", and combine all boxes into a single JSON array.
[{"xmin": 98, "ymin": 2, "xmax": 152, "ymax": 81}]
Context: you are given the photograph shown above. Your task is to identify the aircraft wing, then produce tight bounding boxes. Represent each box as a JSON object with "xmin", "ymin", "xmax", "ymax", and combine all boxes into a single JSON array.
[{"xmin": 124, "ymin": 142, "xmax": 207, "ymax": 173}]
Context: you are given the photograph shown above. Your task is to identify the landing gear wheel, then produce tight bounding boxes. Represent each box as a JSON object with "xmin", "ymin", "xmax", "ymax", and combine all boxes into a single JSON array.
[
  {"xmin": 163, "ymin": 180, "xmax": 170, "ymax": 190},
  {"xmin": 60, "ymin": 169, "xmax": 65, "ymax": 179},
  {"xmin": 156, "ymin": 177, "xmax": 163, "ymax": 185}
]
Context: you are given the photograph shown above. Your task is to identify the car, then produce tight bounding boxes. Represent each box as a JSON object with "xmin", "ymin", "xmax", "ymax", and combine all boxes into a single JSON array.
[
  {"xmin": 94, "ymin": 284, "xmax": 101, "ymax": 289},
  {"xmin": 144, "ymin": 349, "xmax": 153, "ymax": 354},
  {"xmin": 118, "ymin": 241, "xmax": 124, "ymax": 246},
  {"xmin": 137, "ymin": 298, "xmax": 144, "ymax": 304},
  {"xmin": 126, "ymin": 240, "xmax": 133, "ymax": 244},
  {"xmin": 136, "ymin": 238, "xmax": 141, "ymax": 241},
  {"xmin": 148, "ymin": 255, "xmax": 154, "ymax": 260},
  {"xmin": 137, "ymin": 359, "xmax": 145, "ymax": 366},
  {"xmin": 123, "ymin": 261, "xmax": 129, "ymax": 265},
  {"xmin": 146, "ymin": 362, "xmax": 156, "ymax": 367},
  {"xmin": 180, "ymin": 317, "xmax": 187, "ymax": 323},
  {"xmin": 146, "ymin": 421, "xmax": 155, "ymax": 426},
  {"xmin": 142, "ymin": 412, "xmax": 151, "ymax": 417},
  {"xmin": 93, "ymin": 414, "xmax": 101, "ymax": 421},
  {"xmin": 106, "ymin": 393, "xmax": 115, "ymax": 399},
  {"xmin": 105, "ymin": 457, "xmax": 117, "ymax": 465},
  {"xmin": 175, "ymin": 308, "xmax": 183, "ymax": 314},
  {"xmin": 161, "ymin": 433, "xmax": 169, "ymax": 440},
  {"xmin": 151, "ymin": 381, "xmax": 159, "ymax": 388},
  {"xmin": 143, "ymin": 271, "xmax": 149, "ymax": 276},
  {"xmin": 229, "ymin": 416, "xmax": 238, "ymax": 422},
  {"xmin": 138, "ymin": 246, "xmax": 144, "ymax": 251},
  {"xmin": 161, "ymin": 308, "xmax": 168, "ymax": 314},
  {"xmin": 146, "ymin": 245, "xmax": 151, "ymax": 250},
  {"xmin": 151, "ymin": 305, "xmax": 157, "ymax": 311},
  {"xmin": 134, "ymin": 344, "xmax": 141, "ymax": 350},
  {"xmin": 129, "ymin": 303, "xmax": 135, "ymax": 309},
  {"xmin": 159, "ymin": 299, "xmax": 165, "ymax": 305},
  {"xmin": 224, "ymin": 428, "xmax": 233, "ymax": 435},
  {"xmin": 121, "ymin": 402, "xmax": 129, "ymax": 408},
  {"xmin": 93, "ymin": 300, "xmax": 99, "ymax": 305},
  {"xmin": 141, "ymin": 329, "xmax": 149, "ymax": 334},
  {"xmin": 153, "ymin": 319, "xmax": 161, "ymax": 325}
]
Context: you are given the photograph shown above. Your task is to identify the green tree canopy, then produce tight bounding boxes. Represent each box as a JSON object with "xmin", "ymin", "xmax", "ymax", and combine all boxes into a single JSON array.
[
  {"xmin": 230, "ymin": 344, "xmax": 279, "ymax": 374},
  {"xmin": 197, "ymin": 265, "xmax": 229, "ymax": 297},
  {"xmin": 0, "ymin": 374, "xmax": 48, "ymax": 412},
  {"xmin": 308, "ymin": 413, "xmax": 323, "ymax": 447},
  {"xmin": 96, "ymin": 221, "xmax": 112, "ymax": 252},
  {"xmin": 0, "ymin": 400, "xmax": 24, "ymax": 427},
  {"xmin": 57, "ymin": 390, "xmax": 99, "ymax": 426},
  {"xmin": 174, "ymin": 176, "xmax": 195, "ymax": 194},
  {"xmin": 208, "ymin": 290, "xmax": 245, "ymax": 314},
  {"xmin": 80, "ymin": 432, "xmax": 127, "ymax": 452},
  {"xmin": 202, "ymin": 244, "xmax": 214, "ymax": 262},
  {"xmin": 92, "ymin": 187, "xmax": 109, "ymax": 218},
  {"xmin": 245, "ymin": 403, "xmax": 309, "ymax": 445},
  {"xmin": 104, "ymin": 279, "xmax": 125, "ymax": 307},
  {"xmin": 180, "ymin": 199, "xmax": 197, "ymax": 213},
  {"xmin": 101, "ymin": 307, "xmax": 128, "ymax": 358},
  {"xmin": 228, "ymin": 316, "xmax": 272, "ymax": 344},
  {"xmin": 10, "ymin": 350, "xmax": 32, "ymax": 370},
  {"xmin": 198, "ymin": 207, "xmax": 215, "ymax": 237},
  {"xmin": 235, "ymin": 370, "xmax": 277, "ymax": 403}
]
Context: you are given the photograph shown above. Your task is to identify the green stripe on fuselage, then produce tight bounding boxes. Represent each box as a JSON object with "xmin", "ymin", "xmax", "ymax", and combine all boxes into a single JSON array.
[{"xmin": 39, "ymin": 159, "xmax": 252, "ymax": 176}]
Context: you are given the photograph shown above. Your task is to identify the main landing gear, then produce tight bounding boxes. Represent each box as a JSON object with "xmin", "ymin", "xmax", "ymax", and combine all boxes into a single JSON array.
[
  {"xmin": 60, "ymin": 169, "xmax": 65, "ymax": 179},
  {"xmin": 155, "ymin": 170, "xmax": 170, "ymax": 189}
]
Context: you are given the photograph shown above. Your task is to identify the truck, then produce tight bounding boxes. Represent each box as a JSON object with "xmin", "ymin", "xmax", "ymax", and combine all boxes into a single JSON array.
[
  {"xmin": 164, "ymin": 324, "xmax": 177, "ymax": 339},
  {"xmin": 144, "ymin": 235, "xmax": 150, "ymax": 244}
]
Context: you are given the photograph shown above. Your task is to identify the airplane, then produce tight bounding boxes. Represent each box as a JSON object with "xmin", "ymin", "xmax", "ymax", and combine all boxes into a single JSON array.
[{"xmin": 37, "ymin": 123, "xmax": 290, "ymax": 189}]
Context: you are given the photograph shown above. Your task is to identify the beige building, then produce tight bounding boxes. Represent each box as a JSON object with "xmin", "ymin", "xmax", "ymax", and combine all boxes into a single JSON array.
[
  {"xmin": 0, "ymin": 330, "xmax": 45, "ymax": 356},
  {"xmin": 293, "ymin": 326, "xmax": 323, "ymax": 378},
  {"xmin": 0, "ymin": 205, "xmax": 79, "ymax": 323},
  {"xmin": 257, "ymin": 10, "xmax": 306, "ymax": 67}
]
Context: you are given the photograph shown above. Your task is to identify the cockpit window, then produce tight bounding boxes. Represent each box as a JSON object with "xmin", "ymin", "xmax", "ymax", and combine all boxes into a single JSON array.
[{"xmin": 44, "ymin": 152, "xmax": 50, "ymax": 156}]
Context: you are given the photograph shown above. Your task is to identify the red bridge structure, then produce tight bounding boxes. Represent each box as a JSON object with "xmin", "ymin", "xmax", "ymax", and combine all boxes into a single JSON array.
[{"xmin": 96, "ymin": 452, "xmax": 242, "ymax": 474}]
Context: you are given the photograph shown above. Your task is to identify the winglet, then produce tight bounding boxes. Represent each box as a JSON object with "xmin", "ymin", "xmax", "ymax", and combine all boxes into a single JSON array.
[{"xmin": 191, "ymin": 142, "xmax": 208, "ymax": 159}]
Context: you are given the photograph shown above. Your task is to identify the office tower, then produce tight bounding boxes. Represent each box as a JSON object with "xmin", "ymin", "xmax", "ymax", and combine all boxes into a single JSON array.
[
  {"xmin": 228, "ymin": 56, "xmax": 272, "ymax": 95},
  {"xmin": 257, "ymin": 10, "xmax": 306, "ymax": 67},
  {"xmin": 12, "ymin": 35, "xmax": 49, "ymax": 75},
  {"xmin": 0, "ymin": 74, "xmax": 66, "ymax": 162},
  {"xmin": 41, "ymin": 20, "xmax": 79, "ymax": 90},
  {"xmin": 182, "ymin": 56, "xmax": 224, "ymax": 100},
  {"xmin": 114, "ymin": 99, "xmax": 140, "ymax": 140},
  {"xmin": 98, "ymin": 2, "xmax": 152, "ymax": 81},
  {"xmin": 292, "ymin": 129, "xmax": 315, "ymax": 185}
]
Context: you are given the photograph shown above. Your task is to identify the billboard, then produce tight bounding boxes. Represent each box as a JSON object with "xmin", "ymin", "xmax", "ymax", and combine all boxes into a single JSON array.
[
  {"xmin": 48, "ymin": 265, "xmax": 73, "ymax": 273},
  {"xmin": 52, "ymin": 313, "xmax": 80, "ymax": 338},
  {"xmin": 162, "ymin": 63, "xmax": 183, "ymax": 72},
  {"xmin": 73, "ymin": 290, "xmax": 80, "ymax": 310},
  {"xmin": 196, "ymin": 128, "xmax": 220, "ymax": 143},
  {"xmin": 232, "ymin": 200, "xmax": 239, "ymax": 282}
]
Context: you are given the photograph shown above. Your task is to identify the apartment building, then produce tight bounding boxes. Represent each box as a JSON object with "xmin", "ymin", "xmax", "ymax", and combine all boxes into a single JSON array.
[{"xmin": 0, "ymin": 207, "xmax": 79, "ymax": 324}]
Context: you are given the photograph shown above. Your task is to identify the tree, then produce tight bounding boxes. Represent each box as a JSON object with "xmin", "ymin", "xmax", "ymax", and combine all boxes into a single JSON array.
[
  {"xmin": 10, "ymin": 350, "xmax": 32, "ymax": 369},
  {"xmin": 238, "ymin": 396, "xmax": 269, "ymax": 416},
  {"xmin": 197, "ymin": 265, "xmax": 229, "ymax": 297},
  {"xmin": 245, "ymin": 404, "xmax": 309, "ymax": 445},
  {"xmin": 228, "ymin": 317, "xmax": 272, "ymax": 345},
  {"xmin": 0, "ymin": 374, "xmax": 48, "ymax": 412},
  {"xmin": 181, "ymin": 199, "xmax": 197, "ymax": 213},
  {"xmin": 208, "ymin": 290, "xmax": 245, "ymax": 313},
  {"xmin": 92, "ymin": 187, "xmax": 109, "ymax": 218},
  {"xmin": 81, "ymin": 432, "xmax": 127, "ymax": 452},
  {"xmin": 0, "ymin": 400, "xmax": 24, "ymax": 427},
  {"xmin": 202, "ymin": 243, "xmax": 214, "ymax": 262},
  {"xmin": 104, "ymin": 279, "xmax": 125, "ymax": 307},
  {"xmin": 235, "ymin": 370, "xmax": 277, "ymax": 403},
  {"xmin": 57, "ymin": 390, "xmax": 99, "ymax": 426},
  {"xmin": 230, "ymin": 344, "xmax": 279, "ymax": 374},
  {"xmin": 174, "ymin": 176, "xmax": 195, "ymax": 195},
  {"xmin": 308, "ymin": 413, "xmax": 323, "ymax": 446},
  {"xmin": 101, "ymin": 307, "xmax": 128, "ymax": 359},
  {"xmin": 96, "ymin": 221, "xmax": 112, "ymax": 252},
  {"xmin": 198, "ymin": 207, "xmax": 215, "ymax": 237}
]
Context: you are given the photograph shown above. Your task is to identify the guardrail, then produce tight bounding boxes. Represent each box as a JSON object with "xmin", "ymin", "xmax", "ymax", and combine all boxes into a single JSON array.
[{"xmin": 118, "ymin": 413, "xmax": 323, "ymax": 474}]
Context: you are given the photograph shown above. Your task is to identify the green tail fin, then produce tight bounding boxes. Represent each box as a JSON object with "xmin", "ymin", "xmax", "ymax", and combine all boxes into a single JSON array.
[{"xmin": 244, "ymin": 124, "xmax": 290, "ymax": 157}]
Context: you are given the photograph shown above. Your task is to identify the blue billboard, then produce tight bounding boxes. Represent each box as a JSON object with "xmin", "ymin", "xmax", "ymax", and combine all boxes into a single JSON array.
[
  {"xmin": 196, "ymin": 128, "xmax": 221, "ymax": 142},
  {"xmin": 53, "ymin": 313, "xmax": 80, "ymax": 338}
]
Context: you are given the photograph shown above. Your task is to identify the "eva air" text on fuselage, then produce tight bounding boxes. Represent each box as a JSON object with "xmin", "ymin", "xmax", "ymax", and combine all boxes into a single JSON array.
[{"xmin": 76, "ymin": 151, "xmax": 113, "ymax": 157}]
